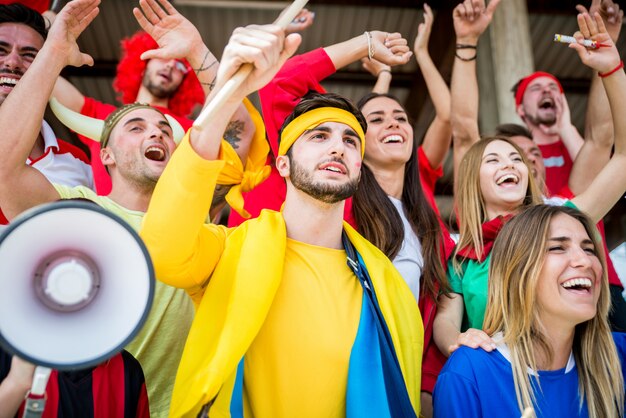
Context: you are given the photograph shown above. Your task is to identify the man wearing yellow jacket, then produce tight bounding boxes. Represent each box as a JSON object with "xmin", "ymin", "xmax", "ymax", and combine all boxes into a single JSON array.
[{"xmin": 141, "ymin": 23, "xmax": 424, "ymax": 418}]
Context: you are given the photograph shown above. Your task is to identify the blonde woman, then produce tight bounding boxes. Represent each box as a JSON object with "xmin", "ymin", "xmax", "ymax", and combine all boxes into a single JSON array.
[
  {"xmin": 433, "ymin": 7, "xmax": 626, "ymax": 356},
  {"xmin": 434, "ymin": 204, "xmax": 626, "ymax": 417}
]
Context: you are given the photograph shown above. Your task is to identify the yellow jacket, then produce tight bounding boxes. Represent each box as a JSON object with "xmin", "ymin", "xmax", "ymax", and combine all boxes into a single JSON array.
[{"xmin": 141, "ymin": 134, "xmax": 423, "ymax": 417}]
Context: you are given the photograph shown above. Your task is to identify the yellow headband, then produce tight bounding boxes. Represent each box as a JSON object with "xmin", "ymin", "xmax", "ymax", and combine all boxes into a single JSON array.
[{"xmin": 278, "ymin": 107, "xmax": 365, "ymax": 158}]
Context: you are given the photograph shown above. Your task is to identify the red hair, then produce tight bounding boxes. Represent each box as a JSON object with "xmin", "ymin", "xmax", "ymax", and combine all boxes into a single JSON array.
[{"xmin": 113, "ymin": 31, "xmax": 204, "ymax": 117}]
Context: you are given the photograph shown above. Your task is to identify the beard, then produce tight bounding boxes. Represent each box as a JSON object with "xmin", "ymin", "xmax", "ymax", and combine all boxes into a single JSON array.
[
  {"xmin": 142, "ymin": 71, "xmax": 178, "ymax": 99},
  {"xmin": 289, "ymin": 158, "xmax": 359, "ymax": 204},
  {"xmin": 525, "ymin": 111, "xmax": 556, "ymax": 127}
]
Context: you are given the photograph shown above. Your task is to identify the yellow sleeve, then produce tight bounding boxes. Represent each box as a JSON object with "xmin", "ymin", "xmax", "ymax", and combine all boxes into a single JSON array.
[{"xmin": 140, "ymin": 132, "xmax": 230, "ymax": 295}]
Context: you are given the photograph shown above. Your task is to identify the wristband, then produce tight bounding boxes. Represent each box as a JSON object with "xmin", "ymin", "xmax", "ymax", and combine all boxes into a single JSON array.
[
  {"xmin": 456, "ymin": 43, "xmax": 478, "ymax": 50},
  {"xmin": 377, "ymin": 69, "xmax": 391, "ymax": 76},
  {"xmin": 598, "ymin": 60, "xmax": 624, "ymax": 78},
  {"xmin": 455, "ymin": 52, "xmax": 477, "ymax": 61}
]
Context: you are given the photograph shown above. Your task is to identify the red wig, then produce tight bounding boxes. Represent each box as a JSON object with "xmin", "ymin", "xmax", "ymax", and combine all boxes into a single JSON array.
[{"xmin": 113, "ymin": 31, "xmax": 205, "ymax": 118}]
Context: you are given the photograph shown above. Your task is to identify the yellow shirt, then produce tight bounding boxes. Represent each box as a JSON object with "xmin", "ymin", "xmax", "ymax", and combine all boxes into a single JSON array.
[
  {"xmin": 53, "ymin": 183, "xmax": 195, "ymax": 418},
  {"xmin": 140, "ymin": 135, "xmax": 423, "ymax": 417},
  {"xmin": 243, "ymin": 238, "xmax": 362, "ymax": 417}
]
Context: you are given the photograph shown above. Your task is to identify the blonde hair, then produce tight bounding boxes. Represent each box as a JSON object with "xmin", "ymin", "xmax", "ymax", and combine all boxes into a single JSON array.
[
  {"xmin": 483, "ymin": 204, "xmax": 624, "ymax": 417},
  {"xmin": 454, "ymin": 137, "xmax": 543, "ymax": 268}
]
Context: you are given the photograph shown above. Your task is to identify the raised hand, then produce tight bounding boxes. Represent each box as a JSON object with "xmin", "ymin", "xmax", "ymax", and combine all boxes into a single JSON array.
[
  {"xmin": 414, "ymin": 3, "xmax": 434, "ymax": 57},
  {"xmin": 133, "ymin": 0, "xmax": 204, "ymax": 61},
  {"xmin": 569, "ymin": 12, "xmax": 621, "ymax": 74},
  {"xmin": 370, "ymin": 31, "xmax": 412, "ymax": 66},
  {"xmin": 537, "ymin": 93, "xmax": 572, "ymax": 135},
  {"xmin": 46, "ymin": 0, "xmax": 99, "ymax": 68},
  {"xmin": 576, "ymin": 0, "xmax": 623, "ymax": 42},
  {"xmin": 215, "ymin": 25, "xmax": 302, "ymax": 101},
  {"xmin": 453, "ymin": 0, "xmax": 501, "ymax": 44}
]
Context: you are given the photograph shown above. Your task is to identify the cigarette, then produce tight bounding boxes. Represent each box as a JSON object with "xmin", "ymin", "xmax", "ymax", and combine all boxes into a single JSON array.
[{"xmin": 554, "ymin": 34, "xmax": 608, "ymax": 48}]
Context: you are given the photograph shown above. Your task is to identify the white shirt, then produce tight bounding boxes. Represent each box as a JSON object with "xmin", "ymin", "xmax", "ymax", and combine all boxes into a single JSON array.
[
  {"xmin": 26, "ymin": 121, "xmax": 94, "ymax": 190},
  {"xmin": 389, "ymin": 196, "xmax": 424, "ymax": 302}
]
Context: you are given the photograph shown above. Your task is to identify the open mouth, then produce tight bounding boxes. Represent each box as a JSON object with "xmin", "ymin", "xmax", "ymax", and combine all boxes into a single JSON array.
[
  {"xmin": 382, "ymin": 134, "xmax": 404, "ymax": 144},
  {"xmin": 158, "ymin": 72, "xmax": 172, "ymax": 82},
  {"xmin": 144, "ymin": 145, "xmax": 166, "ymax": 162},
  {"xmin": 0, "ymin": 77, "xmax": 17, "ymax": 88},
  {"xmin": 561, "ymin": 278, "xmax": 592, "ymax": 293},
  {"xmin": 318, "ymin": 161, "xmax": 347, "ymax": 175},
  {"xmin": 539, "ymin": 97, "xmax": 555, "ymax": 110},
  {"xmin": 496, "ymin": 173, "xmax": 519, "ymax": 186}
]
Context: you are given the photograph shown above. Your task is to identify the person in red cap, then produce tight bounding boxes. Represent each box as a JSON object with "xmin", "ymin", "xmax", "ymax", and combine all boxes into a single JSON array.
[
  {"xmin": 512, "ymin": 72, "xmax": 585, "ymax": 197},
  {"xmin": 513, "ymin": 0, "xmax": 622, "ymax": 199}
]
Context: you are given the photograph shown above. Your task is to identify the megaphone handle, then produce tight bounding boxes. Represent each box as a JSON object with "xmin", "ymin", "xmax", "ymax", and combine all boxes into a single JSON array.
[{"xmin": 22, "ymin": 366, "xmax": 51, "ymax": 418}]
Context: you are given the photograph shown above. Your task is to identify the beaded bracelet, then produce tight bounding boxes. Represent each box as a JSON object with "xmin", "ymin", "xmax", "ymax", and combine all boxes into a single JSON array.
[{"xmin": 598, "ymin": 61, "xmax": 624, "ymax": 78}]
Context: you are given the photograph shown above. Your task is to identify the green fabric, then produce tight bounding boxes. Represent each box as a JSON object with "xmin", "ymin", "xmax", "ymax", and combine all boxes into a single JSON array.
[
  {"xmin": 53, "ymin": 184, "xmax": 195, "ymax": 418},
  {"xmin": 563, "ymin": 200, "xmax": 577, "ymax": 209},
  {"xmin": 446, "ymin": 254, "xmax": 492, "ymax": 331}
]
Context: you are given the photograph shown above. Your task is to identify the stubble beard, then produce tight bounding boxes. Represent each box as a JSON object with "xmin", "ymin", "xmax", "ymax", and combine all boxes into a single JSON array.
[
  {"xmin": 142, "ymin": 71, "xmax": 178, "ymax": 100},
  {"xmin": 289, "ymin": 158, "xmax": 358, "ymax": 204}
]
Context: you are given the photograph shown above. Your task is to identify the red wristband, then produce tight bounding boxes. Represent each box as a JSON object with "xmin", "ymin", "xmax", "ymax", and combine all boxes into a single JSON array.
[{"xmin": 598, "ymin": 60, "xmax": 624, "ymax": 78}]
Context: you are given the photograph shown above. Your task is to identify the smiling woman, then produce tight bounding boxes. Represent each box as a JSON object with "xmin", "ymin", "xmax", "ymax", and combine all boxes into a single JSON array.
[
  {"xmin": 433, "ymin": 204, "xmax": 626, "ymax": 418},
  {"xmin": 433, "ymin": 8, "xmax": 626, "ymax": 366}
]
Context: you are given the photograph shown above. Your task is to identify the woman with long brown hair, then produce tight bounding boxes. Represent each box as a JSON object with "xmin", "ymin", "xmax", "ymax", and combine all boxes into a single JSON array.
[
  {"xmin": 351, "ymin": 8, "xmax": 457, "ymax": 415},
  {"xmin": 434, "ymin": 204, "xmax": 626, "ymax": 417}
]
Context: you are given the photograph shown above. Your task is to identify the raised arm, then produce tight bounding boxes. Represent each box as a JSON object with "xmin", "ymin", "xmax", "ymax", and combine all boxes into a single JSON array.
[
  {"xmin": 260, "ymin": 30, "xmax": 411, "ymax": 155},
  {"xmin": 134, "ymin": 0, "xmax": 255, "ymax": 175},
  {"xmin": 568, "ymin": 0, "xmax": 622, "ymax": 195},
  {"xmin": 141, "ymin": 25, "xmax": 301, "ymax": 291},
  {"xmin": 361, "ymin": 58, "xmax": 392, "ymax": 94},
  {"xmin": 324, "ymin": 31, "xmax": 412, "ymax": 70},
  {"xmin": 0, "ymin": 0, "xmax": 99, "ymax": 221},
  {"xmin": 134, "ymin": 0, "xmax": 216, "ymax": 96},
  {"xmin": 416, "ymin": 3, "xmax": 452, "ymax": 170},
  {"xmin": 569, "ymin": 12, "xmax": 626, "ymax": 222},
  {"xmin": 450, "ymin": 0, "xmax": 500, "ymax": 184}
]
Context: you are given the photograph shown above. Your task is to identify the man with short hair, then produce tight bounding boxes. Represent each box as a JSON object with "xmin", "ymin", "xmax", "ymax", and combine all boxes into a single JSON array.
[
  {"xmin": 140, "ymin": 21, "xmax": 424, "ymax": 417},
  {"xmin": 513, "ymin": 0, "xmax": 622, "ymax": 199},
  {"xmin": 0, "ymin": 1, "xmax": 196, "ymax": 415},
  {"xmin": 512, "ymin": 72, "xmax": 584, "ymax": 196},
  {"xmin": 0, "ymin": 2, "xmax": 93, "ymax": 224}
]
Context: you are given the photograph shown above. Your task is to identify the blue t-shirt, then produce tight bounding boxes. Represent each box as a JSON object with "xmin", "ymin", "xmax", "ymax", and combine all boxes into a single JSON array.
[{"xmin": 433, "ymin": 333, "xmax": 626, "ymax": 417}]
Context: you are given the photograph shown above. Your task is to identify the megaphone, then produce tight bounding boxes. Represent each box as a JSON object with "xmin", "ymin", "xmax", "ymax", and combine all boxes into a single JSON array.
[{"xmin": 0, "ymin": 200, "xmax": 154, "ymax": 370}]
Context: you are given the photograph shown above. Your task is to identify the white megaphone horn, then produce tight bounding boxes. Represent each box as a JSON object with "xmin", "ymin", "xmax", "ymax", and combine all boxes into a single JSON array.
[{"xmin": 0, "ymin": 200, "xmax": 154, "ymax": 417}]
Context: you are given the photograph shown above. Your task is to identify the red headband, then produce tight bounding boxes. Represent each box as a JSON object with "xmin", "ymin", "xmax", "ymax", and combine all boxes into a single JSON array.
[
  {"xmin": 514, "ymin": 71, "xmax": 563, "ymax": 107},
  {"xmin": 113, "ymin": 31, "xmax": 204, "ymax": 118}
]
